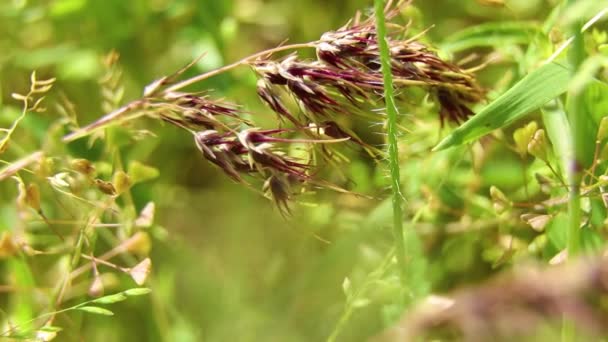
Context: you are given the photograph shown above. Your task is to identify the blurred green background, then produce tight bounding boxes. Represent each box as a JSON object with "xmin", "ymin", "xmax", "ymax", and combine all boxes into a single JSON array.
[{"xmin": 0, "ymin": 0, "xmax": 565, "ymax": 341}]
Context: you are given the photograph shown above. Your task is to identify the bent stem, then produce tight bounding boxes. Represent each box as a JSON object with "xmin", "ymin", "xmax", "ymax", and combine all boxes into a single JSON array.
[
  {"xmin": 162, "ymin": 42, "xmax": 318, "ymax": 94},
  {"xmin": 374, "ymin": 0, "xmax": 407, "ymax": 285},
  {"xmin": 63, "ymin": 42, "xmax": 318, "ymax": 142}
]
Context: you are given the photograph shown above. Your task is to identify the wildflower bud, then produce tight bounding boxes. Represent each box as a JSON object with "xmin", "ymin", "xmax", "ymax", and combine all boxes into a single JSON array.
[
  {"xmin": 25, "ymin": 183, "xmax": 41, "ymax": 212},
  {"xmin": 48, "ymin": 172, "xmax": 72, "ymax": 189},
  {"xmin": 490, "ymin": 186, "xmax": 511, "ymax": 214},
  {"xmin": 534, "ymin": 172, "xmax": 553, "ymax": 194},
  {"xmin": 513, "ymin": 121, "xmax": 537, "ymax": 158},
  {"xmin": 528, "ymin": 235, "xmax": 547, "ymax": 254},
  {"xmin": 88, "ymin": 276, "xmax": 104, "ymax": 298},
  {"xmin": 520, "ymin": 213, "xmax": 552, "ymax": 232},
  {"xmin": 527, "ymin": 129, "xmax": 549, "ymax": 162},
  {"xmin": 112, "ymin": 171, "xmax": 131, "ymax": 195},
  {"xmin": 95, "ymin": 179, "xmax": 116, "ymax": 196},
  {"xmin": 134, "ymin": 202, "xmax": 155, "ymax": 228},
  {"xmin": 70, "ymin": 158, "xmax": 96, "ymax": 177},
  {"xmin": 129, "ymin": 258, "xmax": 151, "ymax": 285},
  {"xmin": 0, "ymin": 232, "xmax": 18, "ymax": 259},
  {"xmin": 598, "ymin": 116, "xmax": 608, "ymax": 141},
  {"xmin": 263, "ymin": 175, "xmax": 292, "ymax": 216},
  {"xmin": 0, "ymin": 139, "xmax": 9, "ymax": 154},
  {"xmin": 35, "ymin": 157, "xmax": 54, "ymax": 178},
  {"xmin": 549, "ymin": 249, "xmax": 568, "ymax": 265}
]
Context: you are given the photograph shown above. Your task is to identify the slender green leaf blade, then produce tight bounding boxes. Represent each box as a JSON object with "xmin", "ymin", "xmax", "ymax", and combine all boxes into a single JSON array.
[
  {"xmin": 123, "ymin": 287, "xmax": 152, "ymax": 296},
  {"xmin": 541, "ymin": 100, "xmax": 572, "ymax": 177},
  {"xmin": 433, "ymin": 62, "xmax": 571, "ymax": 151},
  {"xmin": 442, "ymin": 21, "xmax": 542, "ymax": 53},
  {"xmin": 91, "ymin": 292, "xmax": 127, "ymax": 304},
  {"xmin": 76, "ymin": 306, "xmax": 114, "ymax": 316},
  {"xmin": 574, "ymin": 79, "xmax": 608, "ymax": 167}
]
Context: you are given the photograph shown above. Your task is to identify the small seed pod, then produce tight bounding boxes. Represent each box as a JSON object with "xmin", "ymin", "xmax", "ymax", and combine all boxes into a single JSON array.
[
  {"xmin": 25, "ymin": 183, "xmax": 41, "ymax": 213},
  {"xmin": 70, "ymin": 158, "xmax": 96, "ymax": 177},
  {"xmin": 513, "ymin": 121, "xmax": 538, "ymax": 158},
  {"xmin": 528, "ymin": 129, "xmax": 549, "ymax": 162},
  {"xmin": 597, "ymin": 116, "xmax": 608, "ymax": 141},
  {"xmin": 112, "ymin": 171, "xmax": 131, "ymax": 195},
  {"xmin": 95, "ymin": 179, "xmax": 117, "ymax": 196},
  {"xmin": 490, "ymin": 186, "xmax": 511, "ymax": 214}
]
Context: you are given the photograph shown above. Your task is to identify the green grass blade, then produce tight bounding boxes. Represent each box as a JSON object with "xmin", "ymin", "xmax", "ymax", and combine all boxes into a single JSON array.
[
  {"xmin": 442, "ymin": 21, "xmax": 542, "ymax": 53},
  {"xmin": 561, "ymin": 0, "xmax": 608, "ymax": 29},
  {"xmin": 541, "ymin": 100, "xmax": 572, "ymax": 177},
  {"xmin": 433, "ymin": 62, "xmax": 571, "ymax": 151}
]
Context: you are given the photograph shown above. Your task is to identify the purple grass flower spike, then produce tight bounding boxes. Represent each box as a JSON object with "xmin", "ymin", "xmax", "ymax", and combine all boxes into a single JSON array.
[{"xmin": 64, "ymin": 0, "xmax": 484, "ymax": 213}]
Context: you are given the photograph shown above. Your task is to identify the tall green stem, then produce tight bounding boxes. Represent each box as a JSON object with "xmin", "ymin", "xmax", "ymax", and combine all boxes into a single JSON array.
[
  {"xmin": 566, "ymin": 0, "xmax": 584, "ymax": 262},
  {"xmin": 374, "ymin": 0, "xmax": 407, "ymax": 283},
  {"xmin": 562, "ymin": 1, "xmax": 585, "ymax": 340}
]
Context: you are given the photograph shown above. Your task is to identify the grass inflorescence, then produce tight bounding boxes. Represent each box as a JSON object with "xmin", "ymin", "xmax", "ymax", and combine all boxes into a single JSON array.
[{"xmin": 2, "ymin": 0, "xmax": 608, "ymax": 341}]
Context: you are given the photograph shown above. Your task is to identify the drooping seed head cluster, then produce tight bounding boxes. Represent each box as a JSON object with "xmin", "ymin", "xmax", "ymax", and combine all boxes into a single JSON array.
[
  {"xmin": 253, "ymin": 3, "xmax": 484, "ymax": 126},
  {"xmin": 65, "ymin": 1, "xmax": 484, "ymax": 213}
]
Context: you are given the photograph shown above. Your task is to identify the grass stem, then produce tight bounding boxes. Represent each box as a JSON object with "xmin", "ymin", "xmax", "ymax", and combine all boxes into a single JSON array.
[
  {"xmin": 565, "ymin": 0, "xmax": 584, "ymax": 268},
  {"xmin": 562, "ymin": 0, "xmax": 585, "ymax": 340},
  {"xmin": 162, "ymin": 42, "xmax": 317, "ymax": 94},
  {"xmin": 374, "ymin": 0, "xmax": 407, "ymax": 284}
]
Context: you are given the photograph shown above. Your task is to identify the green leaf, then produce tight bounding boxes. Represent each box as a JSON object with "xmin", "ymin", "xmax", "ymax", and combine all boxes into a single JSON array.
[
  {"xmin": 442, "ymin": 21, "xmax": 542, "ymax": 53},
  {"xmin": 77, "ymin": 306, "xmax": 114, "ymax": 316},
  {"xmin": 128, "ymin": 161, "xmax": 160, "ymax": 184},
  {"xmin": 91, "ymin": 293, "xmax": 127, "ymax": 304},
  {"xmin": 581, "ymin": 226, "xmax": 604, "ymax": 253},
  {"xmin": 57, "ymin": 49, "xmax": 100, "ymax": 81},
  {"xmin": 50, "ymin": 0, "xmax": 87, "ymax": 17},
  {"xmin": 571, "ymin": 80, "xmax": 607, "ymax": 168},
  {"xmin": 547, "ymin": 212, "xmax": 568, "ymax": 250},
  {"xmin": 541, "ymin": 100, "xmax": 571, "ymax": 177},
  {"xmin": 123, "ymin": 287, "xmax": 152, "ymax": 296},
  {"xmin": 561, "ymin": 0, "xmax": 608, "ymax": 29},
  {"xmin": 570, "ymin": 55, "xmax": 608, "ymax": 94},
  {"xmin": 433, "ymin": 62, "xmax": 571, "ymax": 151}
]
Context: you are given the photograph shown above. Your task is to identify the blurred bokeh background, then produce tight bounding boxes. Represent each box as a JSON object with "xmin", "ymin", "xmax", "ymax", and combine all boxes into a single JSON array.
[{"xmin": 0, "ymin": 0, "xmax": 569, "ymax": 341}]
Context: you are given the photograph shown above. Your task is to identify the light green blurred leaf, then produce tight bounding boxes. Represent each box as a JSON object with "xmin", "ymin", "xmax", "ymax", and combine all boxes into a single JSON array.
[
  {"xmin": 128, "ymin": 161, "xmax": 160, "ymax": 184},
  {"xmin": 91, "ymin": 292, "xmax": 127, "ymax": 304},
  {"xmin": 581, "ymin": 227, "xmax": 604, "ymax": 252},
  {"xmin": 39, "ymin": 325, "xmax": 63, "ymax": 332},
  {"xmin": 123, "ymin": 287, "xmax": 152, "ymax": 296},
  {"xmin": 8, "ymin": 258, "xmax": 36, "ymax": 324},
  {"xmin": 193, "ymin": 35, "xmax": 223, "ymax": 71},
  {"xmin": 14, "ymin": 45, "xmax": 76, "ymax": 69},
  {"xmin": 561, "ymin": 0, "xmax": 608, "ymax": 28},
  {"xmin": 76, "ymin": 306, "xmax": 114, "ymax": 316},
  {"xmin": 570, "ymin": 55, "xmax": 608, "ymax": 94},
  {"xmin": 547, "ymin": 212, "xmax": 568, "ymax": 250},
  {"xmin": 442, "ymin": 21, "xmax": 542, "ymax": 52},
  {"xmin": 57, "ymin": 50, "xmax": 100, "ymax": 80},
  {"xmin": 50, "ymin": 0, "xmax": 87, "ymax": 17},
  {"xmin": 541, "ymin": 100, "xmax": 571, "ymax": 177},
  {"xmin": 573, "ymin": 80, "xmax": 608, "ymax": 167},
  {"xmin": 434, "ymin": 62, "xmax": 571, "ymax": 151}
]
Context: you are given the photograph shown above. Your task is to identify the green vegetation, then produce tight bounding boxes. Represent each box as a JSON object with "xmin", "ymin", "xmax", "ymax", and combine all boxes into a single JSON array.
[{"xmin": 1, "ymin": 0, "xmax": 607, "ymax": 341}]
